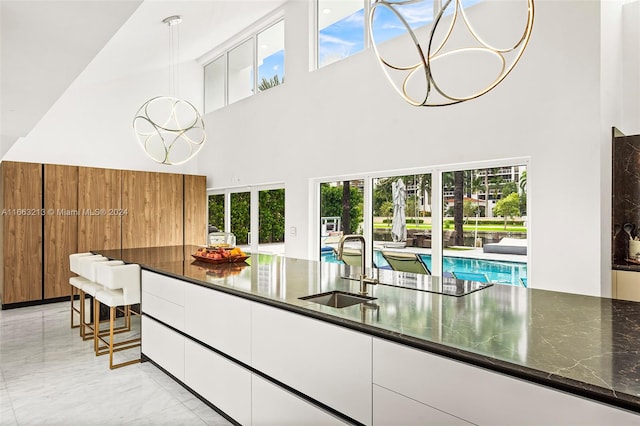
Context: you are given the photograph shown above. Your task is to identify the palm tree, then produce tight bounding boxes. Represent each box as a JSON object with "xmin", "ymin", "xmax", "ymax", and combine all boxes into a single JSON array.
[
  {"xmin": 342, "ymin": 181, "xmax": 351, "ymax": 234},
  {"xmin": 453, "ymin": 171, "xmax": 464, "ymax": 245},
  {"xmin": 519, "ymin": 170, "xmax": 527, "ymax": 193},
  {"xmin": 258, "ymin": 75, "xmax": 283, "ymax": 91}
]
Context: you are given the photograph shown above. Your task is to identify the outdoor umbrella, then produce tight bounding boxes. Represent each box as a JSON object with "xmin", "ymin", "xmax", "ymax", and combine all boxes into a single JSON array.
[{"xmin": 391, "ymin": 178, "xmax": 407, "ymax": 243}]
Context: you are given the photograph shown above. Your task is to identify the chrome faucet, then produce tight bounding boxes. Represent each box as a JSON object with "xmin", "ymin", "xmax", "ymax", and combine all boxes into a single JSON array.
[{"xmin": 337, "ymin": 234, "xmax": 378, "ymax": 295}]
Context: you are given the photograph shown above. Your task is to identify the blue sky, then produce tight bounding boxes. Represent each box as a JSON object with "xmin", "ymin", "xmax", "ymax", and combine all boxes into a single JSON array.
[{"xmin": 319, "ymin": 0, "xmax": 481, "ymax": 67}]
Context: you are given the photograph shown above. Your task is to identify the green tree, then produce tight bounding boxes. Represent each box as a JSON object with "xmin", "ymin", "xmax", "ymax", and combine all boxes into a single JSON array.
[
  {"xmin": 453, "ymin": 170, "xmax": 464, "ymax": 245},
  {"xmin": 320, "ymin": 183, "xmax": 363, "ymax": 234},
  {"xmin": 258, "ymin": 75, "xmax": 283, "ymax": 91},
  {"xmin": 519, "ymin": 170, "xmax": 527, "ymax": 216},
  {"xmin": 208, "ymin": 194, "xmax": 224, "ymax": 230},
  {"xmin": 259, "ymin": 189, "xmax": 285, "ymax": 243},
  {"xmin": 373, "ymin": 178, "xmax": 393, "ymax": 216},
  {"xmin": 230, "ymin": 192, "xmax": 251, "ymax": 244},
  {"xmin": 519, "ymin": 170, "xmax": 527, "ymax": 192},
  {"xmin": 493, "ymin": 193, "xmax": 521, "ymax": 229},
  {"xmin": 501, "ymin": 181, "xmax": 518, "ymax": 197},
  {"xmin": 463, "ymin": 199, "xmax": 479, "ymax": 220},
  {"xmin": 380, "ymin": 201, "xmax": 393, "ymax": 223}
]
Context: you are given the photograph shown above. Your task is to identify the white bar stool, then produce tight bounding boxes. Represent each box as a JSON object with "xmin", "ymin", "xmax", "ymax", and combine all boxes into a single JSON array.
[
  {"xmin": 80, "ymin": 259, "xmax": 125, "ymax": 343},
  {"xmin": 69, "ymin": 253, "xmax": 104, "ymax": 333},
  {"xmin": 69, "ymin": 253, "xmax": 93, "ymax": 329},
  {"xmin": 94, "ymin": 263, "xmax": 141, "ymax": 369}
]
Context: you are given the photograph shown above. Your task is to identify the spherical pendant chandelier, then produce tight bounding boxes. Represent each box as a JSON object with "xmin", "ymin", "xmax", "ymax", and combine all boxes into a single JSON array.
[
  {"xmin": 133, "ymin": 16, "xmax": 206, "ymax": 165},
  {"xmin": 369, "ymin": 0, "xmax": 535, "ymax": 107}
]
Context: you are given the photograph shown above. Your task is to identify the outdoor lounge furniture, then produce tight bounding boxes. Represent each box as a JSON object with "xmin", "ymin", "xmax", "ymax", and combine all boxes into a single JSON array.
[
  {"xmin": 334, "ymin": 247, "xmax": 362, "ymax": 267},
  {"xmin": 451, "ymin": 271, "xmax": 490, "ymax": 283},
  {"xmin": 381, "ymin": 251, "xmax": 431, "ymax": 275},
  {"xmin": 520, "ymin": 277, "xmax": 528, "ymax": 287},
  {"xmin": 483, "ymin": 237, "xmax": 527, "ymax": 255}
]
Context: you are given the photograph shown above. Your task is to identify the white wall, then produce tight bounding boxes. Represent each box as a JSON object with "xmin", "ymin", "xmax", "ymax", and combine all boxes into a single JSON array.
[
  {"xmin": 197, "ymin": 0, "xmax": 634, "ymax": 296},
  {"xmin": 622, "ymin": 0, "xmax": 640, "ymax": 135},
  {"xmin": 2, "ymin": 58, "xmax": 202, "ymax": 175},
  {"xmin": 3, "ymin": 0, "xmax": 635, "ymax": 296}
]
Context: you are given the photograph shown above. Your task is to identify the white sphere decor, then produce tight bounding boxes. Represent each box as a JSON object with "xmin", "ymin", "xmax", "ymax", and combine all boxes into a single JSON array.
[{"xmin": 133, "ymin": 96, "xmax": 206, "ymax": 165}]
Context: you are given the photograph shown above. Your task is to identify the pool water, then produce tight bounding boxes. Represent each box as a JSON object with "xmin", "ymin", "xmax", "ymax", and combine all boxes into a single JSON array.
[{"xmin": 321, "ymin": 251, "xmax": 527, "ymax": 286}]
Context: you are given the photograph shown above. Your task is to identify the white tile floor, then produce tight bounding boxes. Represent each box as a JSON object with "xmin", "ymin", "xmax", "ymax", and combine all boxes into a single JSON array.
[{"xmin": 0, "ymin": 302, "xmax": 232, "ymax": 426}]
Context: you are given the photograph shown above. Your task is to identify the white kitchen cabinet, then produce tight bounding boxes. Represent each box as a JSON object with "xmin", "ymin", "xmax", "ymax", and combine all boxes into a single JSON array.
[
  {"xmin": 251, "ymin": 374, "xmax": 346, "ymax": 425},
  {"xmin": 373, "ymin": 384, "xmax": 472, "ymax": 426},
  {"xmin": 251, "ymin": 303, "xmax": 373, "ymax": 425},
  {"xmin": 184, "ymin": 340, "xmax": 251, "ymax": 426},
  {"xmin": 184, "ymin": 284, "xmax": 251, "ymax": 364},
  {"xmin": 141, "ymin": 270, "xmax": 185, "ymax": 330},
  {"xmin": 373, "ymin": 338, "xmax": 640, "ymax": 426},
  {"xmin": 141, "ymin": 316, "xmax": 184, "ymax": 381}
]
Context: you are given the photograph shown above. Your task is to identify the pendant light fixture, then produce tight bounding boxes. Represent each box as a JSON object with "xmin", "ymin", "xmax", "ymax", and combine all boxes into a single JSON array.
[
  {"xmin": 133, "ymin": 15, "xmax": 206, "ymax": 165},
  {"xmin": 369, "ymin": 0, "xmax": 534, "ymax": 107}
]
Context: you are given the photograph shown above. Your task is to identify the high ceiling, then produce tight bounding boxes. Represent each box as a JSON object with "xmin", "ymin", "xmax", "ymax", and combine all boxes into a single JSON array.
[{"xmin": 0, "ymin": 0, "xmax": 286, "ymax": 156}]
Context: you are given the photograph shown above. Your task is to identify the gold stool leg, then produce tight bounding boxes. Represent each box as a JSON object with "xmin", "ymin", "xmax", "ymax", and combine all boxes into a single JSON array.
[
  {"xmin": 94, "ymin": 297, "xmax": 100, "ymax": 355},
  {"xmin": 109, "ymin": 306, "xmax": 115, "ymax": 369},
  {"xmin": 70, "ymin": 285, "xmax": 80, "ymax": 329}
]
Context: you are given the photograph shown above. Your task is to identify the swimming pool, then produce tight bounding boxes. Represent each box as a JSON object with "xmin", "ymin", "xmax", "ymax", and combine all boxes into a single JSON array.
[{"xmin": 321, "ymin": 250, "xmax": 527, "ymax": 286}]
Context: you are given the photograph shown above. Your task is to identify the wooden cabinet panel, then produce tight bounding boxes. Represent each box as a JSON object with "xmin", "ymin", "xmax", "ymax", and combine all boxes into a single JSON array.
[
  {"xmin": 1, "ymin": 161, "xmax": 43, "ymax": 304},
  {"xmin": 615, "ymin": 270, "xmax": 640, "ymax": 302},
  {"xmin": 184, "ymin": 174, "xmax": 206, "ymax": 246},
  {"xmin": 78, "ymin": 167, "xmax": 121, "ymax": 252},
  {"xmin": 44, "ymin": 164, "xmax": 78, "ymax": 299},
  {"xmin": 122, "ymin": 171, "xmax": 183, "ymax": 249}
]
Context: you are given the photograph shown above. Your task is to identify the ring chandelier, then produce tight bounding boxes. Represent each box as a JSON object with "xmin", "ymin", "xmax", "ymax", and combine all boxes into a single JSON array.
[
  {"xmin": 369, "ymin": 0, "xmax": 535, "ymax": 107},
  {"xmin": 133, "ymin": 15, "xmax": 206, "ymax": 165}
]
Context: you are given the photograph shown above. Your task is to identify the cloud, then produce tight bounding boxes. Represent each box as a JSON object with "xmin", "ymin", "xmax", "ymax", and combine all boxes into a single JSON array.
[{"xmin": 319, "ymin": 33, "xmax": 356, "ymax": 47}]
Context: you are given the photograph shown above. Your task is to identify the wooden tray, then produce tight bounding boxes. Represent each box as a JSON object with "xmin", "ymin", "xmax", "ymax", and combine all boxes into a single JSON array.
[{"xmin": 191, "ymin": 253, "xmax": 249, "ymax": 264}]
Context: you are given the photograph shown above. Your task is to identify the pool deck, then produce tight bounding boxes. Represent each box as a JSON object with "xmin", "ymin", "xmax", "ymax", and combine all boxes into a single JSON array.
[{"xmin": 241, "ymin": 241, "xmax": 528, "ymax": 264}]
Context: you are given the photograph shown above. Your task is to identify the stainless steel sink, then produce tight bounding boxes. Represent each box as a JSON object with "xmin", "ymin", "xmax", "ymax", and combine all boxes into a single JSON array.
[{"xmin": 300, "ymin": 291, "xmax": 377, "ymax": 308}]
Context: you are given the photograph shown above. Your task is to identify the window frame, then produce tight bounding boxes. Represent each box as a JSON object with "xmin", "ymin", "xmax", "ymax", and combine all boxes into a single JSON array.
[
  {"xmin": 312, "ymin": 157, "xmax": 530, "ymax": 280},
  {"xmin": 200, "ymin": 11, "xmax": 285, "ymax": 113}
]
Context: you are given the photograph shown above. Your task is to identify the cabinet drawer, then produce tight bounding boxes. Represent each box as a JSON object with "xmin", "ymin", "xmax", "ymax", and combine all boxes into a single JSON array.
[
  {"xmin": 373, "ymin": 338, "xmax": 639, "ymax": 425},
  {"xmin": 141, "ymin": 270, "xmax": 185, "ymax": 306},
  {"xmin": 252, "ymin": 303, "xmax": 372, "ymax": 425},
  {"xmin": 373, "ymin": 384, "xmax": 471, "ymax": 426},
  {"xmin": 184, "ymin": 340, "xmax": 251, "ymax": 426},
  {"xmin": 142, "ymin": 316, "xmax": 184, "ymax": 381},
  {"xmin": 184, "ymin": 284, "xmax": 251, "ymax": 364},
  {"xmin": 142, "ymin": 291, "xmax": 184, "ymax": 331},
  {"xmin": 252, "ymin": 374, "xmax": 346, "ymax": 425}
]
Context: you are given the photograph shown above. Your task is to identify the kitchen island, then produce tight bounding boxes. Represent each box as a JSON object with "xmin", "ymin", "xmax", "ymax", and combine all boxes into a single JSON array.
[{"xmin": 97, "ymin": 246, "xmax": 640, "ymax": 425}]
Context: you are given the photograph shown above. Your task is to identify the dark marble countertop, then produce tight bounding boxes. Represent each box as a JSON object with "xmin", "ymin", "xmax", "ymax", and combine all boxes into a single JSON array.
[{"xmin": 97, "ymin": 246, "xmax": 640, "ymax": 414}]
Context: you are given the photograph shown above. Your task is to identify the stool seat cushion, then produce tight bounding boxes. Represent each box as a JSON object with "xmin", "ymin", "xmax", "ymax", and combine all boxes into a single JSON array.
[
  {"xmin": 70, "ymin": 276, "xmax": 91, "ymax": 289},
  {"xmin": 96, "ymin": 288, "xmax": 124, "ymax": 307},
  {"xmin": 82, "ymin": 281, "xmax": 104, "ymax": 297}
]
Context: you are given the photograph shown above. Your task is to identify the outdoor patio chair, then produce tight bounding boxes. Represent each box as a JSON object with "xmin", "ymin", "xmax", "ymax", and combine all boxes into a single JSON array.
[
  {"xmin": 381, "ymin": 251, "xmax": 431, "ymax": 275},
  {"xmin": 333, "ymin": 247, "xmax": 362, "ymax": 267},
  {"xmin": 519, "ymin": 277, "xmax": 528, "ymax": 287},
  {"xmin": 451, "ymin": 271, "xmax": 490, "ymax": 283}
]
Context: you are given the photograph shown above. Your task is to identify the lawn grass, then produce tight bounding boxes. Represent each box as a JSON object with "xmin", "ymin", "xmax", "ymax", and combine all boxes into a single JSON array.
[{"xmin": 373, "ymin": 223, "xmax": 527, "ymax": 233}]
